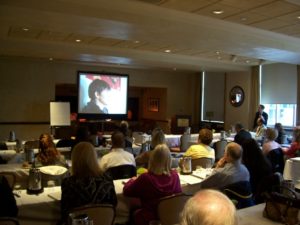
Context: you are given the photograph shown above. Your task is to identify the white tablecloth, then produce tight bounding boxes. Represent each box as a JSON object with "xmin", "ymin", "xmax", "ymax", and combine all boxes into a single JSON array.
[
  {"xmin": 283, "ymin": 158, "xmax": 300, "ymax": 189},
  {"xmin": 15, "ymin": 170, "xmax": 206, "ymax": 225},
  {"xmin": 0, "ymin": 150, "xmax": 17, "ymax": 161},
  {"xmin": 0, "ymin": 163, "xmax": 30, "ymax": 188},
  {"xmin": 236, "ymin": 203, "xmax": 300, "ymax": 224}
]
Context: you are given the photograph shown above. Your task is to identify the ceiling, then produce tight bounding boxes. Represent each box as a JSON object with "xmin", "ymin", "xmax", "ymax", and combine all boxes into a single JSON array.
[{"xmin": 0, "ymin": 0, "xmax": 300, "ymax": 72}]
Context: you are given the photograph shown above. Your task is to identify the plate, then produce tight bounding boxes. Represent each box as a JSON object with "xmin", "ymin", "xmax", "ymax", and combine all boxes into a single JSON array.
[
  {"xmin": 290, "ymin": 157, "xmax": 300, "ymax": 162},
  {"xmin": 39, "ymin": 165, "xmax": 68, "ymax": 175}
]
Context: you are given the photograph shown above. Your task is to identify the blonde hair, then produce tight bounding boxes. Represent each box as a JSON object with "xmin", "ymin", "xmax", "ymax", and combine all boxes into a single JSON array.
[
  {"xmin": 151, "ymin": 129, "xmax": 166, "ymax": 149},
  {"xmin": 265, "ymin": 128, "xmax": 278, "ymax": 141},
  {"xmin": 148, "ymin": 144, "xmax": 171, "ymax": 175},
  {"xmin": 71, "ymin": 142, "xmax": 101, "ymax": 178},
  {"xmin": 181, "ymin": 190, "xmax": 237, "ymax": 225}
]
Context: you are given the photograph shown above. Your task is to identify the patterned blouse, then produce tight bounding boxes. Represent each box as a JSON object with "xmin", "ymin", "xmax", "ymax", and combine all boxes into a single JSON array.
[{"xmin": 60, "ymin": 174, "xmax": 117, "ymax": 223}]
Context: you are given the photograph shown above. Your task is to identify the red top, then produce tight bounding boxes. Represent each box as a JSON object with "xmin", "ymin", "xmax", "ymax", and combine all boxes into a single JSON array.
[
  {"xmin": 123, "ymin": 170, "xmax": 182, "ymax": 225},
  {"xmin": 284, "ymin": 142, "xmax": 300, "ymax": 158}
]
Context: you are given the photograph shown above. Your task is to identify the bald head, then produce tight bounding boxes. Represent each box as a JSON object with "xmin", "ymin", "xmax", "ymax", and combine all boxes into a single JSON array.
[
  {"xmin": 225, "ymin": 142, "xmax": 242, "ymax": 162},
  {"xmin": 181, "ymin": 190, "xmax": 237, "ymax": 225}
]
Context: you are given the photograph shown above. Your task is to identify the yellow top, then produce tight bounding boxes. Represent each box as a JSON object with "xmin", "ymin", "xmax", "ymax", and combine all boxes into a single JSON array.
[{"xmin": 183, "ymin": 143, "xmax": 215, "ymax": 160}]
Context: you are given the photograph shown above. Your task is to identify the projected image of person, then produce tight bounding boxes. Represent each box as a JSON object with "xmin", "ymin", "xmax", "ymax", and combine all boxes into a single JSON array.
[{"xmin": 82, "ymin": 79, "xmax": 111, "ymax": 114}]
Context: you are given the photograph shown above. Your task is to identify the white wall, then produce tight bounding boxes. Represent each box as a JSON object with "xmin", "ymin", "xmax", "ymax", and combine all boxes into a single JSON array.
[{"xmin": 0, "ymin": 57, "xmax": 199, "ymax": 140}]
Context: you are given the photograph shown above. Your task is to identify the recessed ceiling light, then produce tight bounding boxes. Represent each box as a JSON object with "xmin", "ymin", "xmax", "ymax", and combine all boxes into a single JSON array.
[
  {"xmin": 213, "ymin": 10, "xmax": 224, "ymax": 15},
  {"xmin": 165, "ymin": 49, "xmax": 171, "ymax": 53},
  {"xmin": 173, "ymin": 68, "xmax": 177, "ymax": 71},
  {"xmin": 246, "ymin": 60, "xmax": 250, "ymax": 63},
  {"xmin": 297, "ymin": 16, "xmax": 300, "ymax": 19},
  {"xmin": 49, "ymin": 57, "xmax": 53, "ymax": 61},
  {"xmin": 216, "ymin": 51, "xmax": 220, "ymax": 55},
  {"xmin": 134, "ymin": 40, "xmax": 140, "ymax": 44},
  {"xmin": 241, "ymin": 17, "xmax": 247, "ymax": 21},
  {"xmin": 75, "ymin": 39, "xmax": 81, "ymax": 42},
  {"xmin": 22, "ymin": 27, "xmax": 29, "ymax": 31}
]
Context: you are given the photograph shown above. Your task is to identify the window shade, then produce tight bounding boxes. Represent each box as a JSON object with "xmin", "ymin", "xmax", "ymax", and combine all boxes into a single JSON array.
[
  {"xmin": 261, "ymin": 63, "xmax": 297, "ymax": 104},
  {"xmin": 202, "ymin": 72, "xmax": 225, "ymax": 122}
]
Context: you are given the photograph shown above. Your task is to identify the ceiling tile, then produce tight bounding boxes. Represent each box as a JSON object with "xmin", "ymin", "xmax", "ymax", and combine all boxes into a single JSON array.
[
  {"xmin": 9, "ymin": 26, "xmax": 42, "ymax": 39},
  {"xmin": 225, "ymin": 12, "xmax": 269, "ymax": 25},
  {"xmin": 194, "ymin": 3, "xmax": 241, "ymax": 18},
  {"xmin": 248, "ymin": 1, "xmax": 300, "ymax": 17},
  {"xmin": 273, "ymin": 23, "xmax": 300, "ymax": 35},
  {"xmin": 89, "ymin": 37, "xmax": 122, "ymax": 46},
  {"xmin": 250, "ymin": 18, "xmax": 290, "ymax": 30},
  {"xmin": 159, "ymin": 0, "xmax": 216, "ymax": 12},
  {"xmin": 38, "ymin": 30, "xmax": 70, "ymax": 41}
]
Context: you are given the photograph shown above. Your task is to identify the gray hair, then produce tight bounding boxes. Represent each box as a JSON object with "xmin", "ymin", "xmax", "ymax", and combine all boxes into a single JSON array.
[{"xmin": 180, "ymin": 190, "xmax": 237, "ymax": 225}]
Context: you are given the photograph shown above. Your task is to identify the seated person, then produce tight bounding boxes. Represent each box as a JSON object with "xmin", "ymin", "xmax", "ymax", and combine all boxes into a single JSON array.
[
  {"xmin": 35, "ymin": 133, "xmax": 66, "ymax": 167},
  {"xmin": 262, "ymin": 128, "xmax": 281, "ymax": 155},
  {"xmin": 61, "ymin": 142, "xmax": 117, "ymax": 223},
  {"xmin": 182, "ymin": 128, "xmax": 215, "ymax": 161},
  {"xmin": 99, "ymin": 131, "xmax": 135, "ymax": 172},
  {"xmin": 123, "ymin": 144, "xmax": 182, "ymax": 225},
  {"xmin": 119, "ymin": 120, "xmax": 133, "ymax": 148},
  {"xmin": 135, "ymin": 128, "xmax": 166, "ymax": 168},
  {"xmin": 0, "ymin": 176, "xmax": 18, "ymax": 217},
  {"xmin": 274, "ymin": 123, "xmax": 286, "ymax": 144},
  {"xmin": 234, "ymin": 123, "xmax": 251, "ymax": 146},
  {"xmin": 201, "ymin": 142, "xmax": 250, "ymax": 190},
  {"xmin": 254, "ymin": 118, "xmax": 266, "ymax": 139},
  {"xmin": 242, "ymin": 139, "xmax": 272, "ymax": 203},
  {"xmin": 180, "ymin": 190, "xmax": 237, "ymax": 225},
  {"xmin": 283, "ymin": 126, "xmax": 300, "ymax": 158}
]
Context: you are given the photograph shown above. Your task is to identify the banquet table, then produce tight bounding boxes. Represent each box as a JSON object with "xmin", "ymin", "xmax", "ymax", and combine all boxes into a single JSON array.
[
  {"xmin": 236, "ymin": 203, "xmax": 300, "ymax": 224},
  {"xmin": 283, "ymin": 157, "xmax": 300, "ymax": 189},
  {"xmin": 14, "ymin": 169, "xmax": 209, "ymax": 225}
]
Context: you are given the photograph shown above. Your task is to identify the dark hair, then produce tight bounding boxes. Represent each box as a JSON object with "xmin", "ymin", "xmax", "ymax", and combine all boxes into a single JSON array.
[
  {"xmin": 88, "ymin": 79, "xmax": 110, "ymax": 100},
  {"xmin": 259, "ymin": 104, "xmax": 265, "ymax": 110},
  {"xmin": 198, "ymin": 128, "xmax": 213, "ymax": 145},
  {"xmin": 235, "ymin": 123, "xmax": 244, "ymax": 130},
  {"xmin": 111, "ymin": 131, "xmax": 125, "ymax": 148}
]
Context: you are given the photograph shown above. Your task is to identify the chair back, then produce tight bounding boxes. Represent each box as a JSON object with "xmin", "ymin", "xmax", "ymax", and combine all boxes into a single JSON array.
[
  {"xmin": 56, "ymin": 139, "xmax": 75, "ymax": 148},
  {"xmin": 158, "ymin": 193, "xmax": 191, "ymax": 225},
  {"xmin": 0, "ymin": 173, "xmax": 16, "ymax": 189},
  {"xmin": 191, "ymin": 157, "xmax": 214, "ymax": 170},
  {"xmin": 70, "ymin": 204, "xmax": 115, "ymax": 225},
  {"xmin": 0, "ymin": 142, "xmax": 8, "ymax": 150},
  {"xmin": 214, "ymin": 140, "xmax": 227, "ymax": 161},
  {"xmin": 222, "ymin": 181, "xmax": 255, "ymax": 209},
  {"xmin": 266, "ymin": 148, "xmax": 284, "ymax": 174},
  {"xmin": 0, "ymin": 217, "xmax": 20, "ymax": 225},
  {"xmin": 180, "ymin": 134, "xmax": 191, "ymax": 152},
  {"xmin": 24, "ymin": 140, "xmax": 39, "ymax": 150},
  {"xmin": 105, "ymin": 164, "xmax": 137, "ymax": 180}
]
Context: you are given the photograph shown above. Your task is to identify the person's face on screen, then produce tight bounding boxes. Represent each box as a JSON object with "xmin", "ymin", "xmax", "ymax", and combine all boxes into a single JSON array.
[{"xmin": 96, "ymin": 89, "xmax": 110, "ymax": 105}]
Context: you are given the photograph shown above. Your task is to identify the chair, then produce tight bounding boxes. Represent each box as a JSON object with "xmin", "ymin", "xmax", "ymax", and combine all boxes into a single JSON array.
[
  {"xmin": 24, "ymin": 140, "xmax": 39, "ymax": 150},
  {"xmin": 56, "ymin": 139, "xmax": 76, "ymax": 148},
  {"xmin": 222, "ymin": 181, "xmax": 255, "ymax": 209},
  {"xmin": 214, "ymin": 139, "xmax": 227, "ymax": 162},
  {"xmin": 0, "ymin": 172, "xmax": 16, "ymax": 189},
  {"xmin": 157, "ymin": 193, "xmax": 192, "ymax": 225},
  {"xmin": 0, "ymin": 142, "xmax": 8, "ymax": 150},
  {"xmin": 191, "ymin": 157, "xmax": 214, "ymax": 170},
  {"xmin": 105, "ymin": 164, "xmax": 137, "ymax": 180},
  {"xmin": 0, "ymin": 217, "xmax": 20, "ymax": 225},
  {"xmin": 266, "ymin": 148, "xmax": 284, "ymax": 174},
  {"xmin": 70, "ymin": 204, "xmax": 115, "ymax": 225}
]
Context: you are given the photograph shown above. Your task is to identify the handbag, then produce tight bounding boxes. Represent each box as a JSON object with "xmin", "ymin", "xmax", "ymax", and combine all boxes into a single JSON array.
[{"xmin": 263, "ymin": 186, "xmax": 300, "ymax": 225}]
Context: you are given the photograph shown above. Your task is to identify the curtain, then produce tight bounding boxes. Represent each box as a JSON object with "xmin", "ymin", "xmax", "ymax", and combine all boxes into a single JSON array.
[{"xmin": 249, "ymin": 66, "xmax": 260, "ymax": 129}]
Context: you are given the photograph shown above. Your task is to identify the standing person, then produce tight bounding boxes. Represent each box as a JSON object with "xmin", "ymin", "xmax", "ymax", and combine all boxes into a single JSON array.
[
  {"xmin": 61, "ymin": 142, "xmax": 117, "ymax": 224},
  {"xmin": 234, "ymin": 123, "xmax": 252, "ymax": 146},
  {"xmin": 82, "ymin": 79, "xmax": 111, "ymax": 114},
  {"xmin": 99, "ymin": 131, "xmax": 136, "ymax": 172},
  {"xmin": 180, "ymin": 190, "xmax": 237, "ymax": 225},
  {"xmin": 253, "ymin": 104, "xmax": 268, "ymax": 129},
  {"xmin": 123, "ymin": 144, "xmax": 182, "ymax": 225}
]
